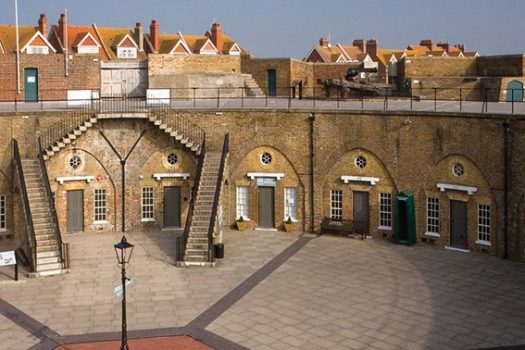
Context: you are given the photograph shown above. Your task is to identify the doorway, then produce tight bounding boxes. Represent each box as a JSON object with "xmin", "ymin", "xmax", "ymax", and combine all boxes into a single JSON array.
[
  {"xmin": 258, "ymin": 187, "xmax": 275, "ymax": 228},
  {"xmin": 506, "ymin": 80, "xmax": 523, "ymax": 102},
  {"xmin": 450, "ymin": 200, "xmax": 467, "ymax": 249},
  {"xmin": 353, "ymin": 191, "xmax": 369, "ymax": 235},
  {"xmin": 66, "ymin": 190, "xmax": 84, "ymax": 233},
  {"xmin": 267, "ymin": 69, "xmax": 277, "ymax": 97},
  {"xmin": 164, "ymin": 186, "xmax": 181, "ymax": 228},
  {"xmin": 24, "ymin": 68, "xmax": 38, "ymax": 102}
]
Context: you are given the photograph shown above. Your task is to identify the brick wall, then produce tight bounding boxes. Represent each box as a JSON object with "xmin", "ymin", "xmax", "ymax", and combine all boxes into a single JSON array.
[
  {"xmin": 476, "ymin": 55, "xmax": 524, "ymax": 77},
  {"xmin": 1, "ymin": 109, "xmax": 525, "ymax": 262},
  {"xmin": 241, "ymin": 57, "xmax": 292, "ymax": 96},
  {"xmin": 148, "ymin": 54, "xmax": 241, "ymax": 75},
  {"xmin": 0, "ymin": 54, "xmax": 100, "ymax": 102}
]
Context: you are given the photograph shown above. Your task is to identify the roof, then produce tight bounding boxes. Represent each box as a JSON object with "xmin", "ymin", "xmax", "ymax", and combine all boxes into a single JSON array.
[
  {"xmin": 49, "ymin": 24, "xmax": 107, "ymax": 58},
  {"xmin": 0, "ymin": 25, "xmax": 40, "ymax": 53}
]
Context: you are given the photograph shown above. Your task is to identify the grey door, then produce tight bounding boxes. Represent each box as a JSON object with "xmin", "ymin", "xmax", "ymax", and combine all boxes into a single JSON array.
[
  {"xmin": 66, "ymin": 190, "xmax": 83, "ymax": 233},
  {"xmin": 450, "ymin": 200, "xmax": 467, "ymax": 249},
  {"xmin": 258, "ymin": 187, "xmax": 274, "ymax": 228},
  {"xmin": 353, "ymin": 191, "xmax": 369, "ymax": 235},
  {"xmin": 164, "ymin": 186, "xmax": 181, "ymax": 227}
]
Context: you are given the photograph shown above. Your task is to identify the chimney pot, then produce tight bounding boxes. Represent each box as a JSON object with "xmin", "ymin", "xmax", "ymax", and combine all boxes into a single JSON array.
[
  {"xmin": 38, "ymin": 13, "xmax": 48, "ymax": 35},
  {"xmin": 150, "ymin": 19, "xmax": 160, "ymax": 53},
  {"xmin": 211, "ymin": 22, "xmax": 223, "ymax": 54}
]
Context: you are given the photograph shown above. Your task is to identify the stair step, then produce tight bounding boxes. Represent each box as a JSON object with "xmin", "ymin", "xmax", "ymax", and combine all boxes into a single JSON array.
[
  {"xmin": 35, "ymin": 234, "xmax": 56, "ymax": 241},
  {"xmin": 36, "ymin": 244, "xmax": 59, "ymax": 253},
  {"xmin": 38, "ymin": 256, "xmax": 61, "ymax": 265},
  {"xmin": 37, "ymin": 251, "xmax": 60, "ymax": 259}
]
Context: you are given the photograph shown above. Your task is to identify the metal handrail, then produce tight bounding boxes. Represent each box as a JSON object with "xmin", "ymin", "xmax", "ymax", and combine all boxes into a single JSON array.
[
  {"xmin": 12, "ymin": 139, "xmax": 37, "ymax": 272},
  {"xmin": 180, "ymin": 136, "xmax": 206, "ymax": 262},
  {"xmin": 207, "ymin": 133, "xmax": 229, "ymax": 263},
  {"xmin": 38, "ymin": 136, "xmax": 64, "ymax": 267}
]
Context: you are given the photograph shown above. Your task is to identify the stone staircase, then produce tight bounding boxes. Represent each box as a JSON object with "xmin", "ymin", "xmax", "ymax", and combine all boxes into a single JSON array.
[
  {"xmin": 148, "ymin": 114, "xmax": 202, "ymax": 155},
  {"xmin": 21, "ymin": 159, "xmax": 64, "ymax": 276},
  {"xmin": 183, "ymin": 152, "xmax": 222, "ymax": 266},
  {"xmin": 242, "ymin": 74, "xmax": 265, "ymax": 97},
  {"xmin": 43, "ymin": 116, "xmax": 98, "ymax": 160}
]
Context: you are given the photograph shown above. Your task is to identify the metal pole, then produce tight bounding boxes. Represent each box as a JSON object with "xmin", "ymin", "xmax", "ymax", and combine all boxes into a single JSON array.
[
  {"xmin": 121, "ymin": 159, "xmax": 125, "ymax": 232},
  {"xmin": 121, "ymin": 264, "xmax": 128, "ymax": 350},
  {"xmin": 434, "ymin": 88, "xmax": 437, "ymax": 111},
  {"xmin": 459, "ymin": 88, "xmax": 462, "ymax": 112},
  {"xmin": 409, "ymin": 87, "xmax": 413, "ymax": 110},
  {"xmin": 15, "ymin": 0, "xmax": 21, "ymax": 95},
  {"xmin": 511, "ymin": 89, "xmax": 514, "ymax": 114}
]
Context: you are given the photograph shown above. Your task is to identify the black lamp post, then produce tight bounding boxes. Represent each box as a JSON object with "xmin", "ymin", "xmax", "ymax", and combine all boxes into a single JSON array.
[{"xmin": 114, "ymin": 235, "xmax": 134, "ymax": 350}]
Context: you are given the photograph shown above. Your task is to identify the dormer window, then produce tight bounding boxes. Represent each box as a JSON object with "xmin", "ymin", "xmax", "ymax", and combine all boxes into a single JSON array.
[
  {"xmin": 78, "ymin": 46, "xmax": 99, "ymax": 55},
  {"xmin": 26, "ymin": 46, "xmax": 49, "ymax": 54},
  {"xmin": 117, "ymin": 47, "xmax": 137, "ymax": 59}
]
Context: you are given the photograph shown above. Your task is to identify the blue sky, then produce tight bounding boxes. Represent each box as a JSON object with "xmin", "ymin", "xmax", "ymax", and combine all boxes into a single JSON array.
[{"xmin": 1, "ymin": 0, "xmax": 523, "ymax": 58}]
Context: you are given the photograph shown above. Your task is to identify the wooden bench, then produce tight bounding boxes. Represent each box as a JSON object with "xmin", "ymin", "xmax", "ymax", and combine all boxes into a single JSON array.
[{"xmin": 321, "ymin": 217, "xmax": 365, "ymax": 240}]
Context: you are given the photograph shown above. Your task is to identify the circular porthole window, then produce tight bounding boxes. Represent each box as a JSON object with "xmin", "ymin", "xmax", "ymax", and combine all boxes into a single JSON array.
[
  {"xmin": 69, "ymin": 155, "xmax": 82, "ymax": 169},
  {"xmin": 261, "ymin": 152, "xmax": 272, "ymax": 165},
  {"xmin": 355, "ymin": 155, "xmax": 367, "ymax": 169},
  {"xmin": 453, "ymin": 163, "xmax": 465, "ymax": 177},
  {"xmin": 167, "ymin": 153, "xmax": 178, "ymax": 165}
]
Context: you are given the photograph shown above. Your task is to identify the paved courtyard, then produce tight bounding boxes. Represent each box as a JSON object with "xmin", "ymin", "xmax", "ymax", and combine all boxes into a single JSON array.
[{"xmin": 0, "ymin": 229, "xmax": 524, "ymax": 350}]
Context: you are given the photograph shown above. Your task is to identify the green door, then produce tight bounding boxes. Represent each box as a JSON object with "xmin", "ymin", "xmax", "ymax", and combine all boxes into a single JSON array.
[
  {"xmin": 450, "ymin": 200, "xmax": 467, "ymax": 249},
  {"xmin": 267, "ymin": 69, "xmax": 277, "ymax": 97},
  {"xmin": 506, "ymin": 80, "xmax": 523, "ymax": 102},
  {"xmin": 393, "ymin": 192, "xmax": 416, "ymax": 245},
  {"xmin": 24, "ymin": 68, "xmax": 39, "ymax": 102},
  {"xmin": 352, "ymin": 191, "xmax": 369, "ymax": 235},
  {"xmin": 164, "ymin": 186, "xmax": 181, "ymax": 228}
]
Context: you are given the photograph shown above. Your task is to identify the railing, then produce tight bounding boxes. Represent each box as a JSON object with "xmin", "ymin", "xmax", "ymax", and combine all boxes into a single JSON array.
[
  {"xmin": 179, "ymin": 136, "xmax": 206, "ymax": 262},
  {"xmin": 149, "ymin": 108, "xmax": 205, "ymax": 152},
  {"xmin": 39, "ymin": 108, "xmax": 94, "ymax": 154},
  {"xmin": 12, "ymin": 139, "xmax": 36, "ymax": 272},
  {"xmin": 207, "ymin": 133, "xmax": 229, "ymax": 263},
  {"xmin": 0, "ymin": 87, "xmax": 523, "ymax": 114},
  {"xmin": 38, "ymin": 136, "xmax": 66, "ymax": 268}
]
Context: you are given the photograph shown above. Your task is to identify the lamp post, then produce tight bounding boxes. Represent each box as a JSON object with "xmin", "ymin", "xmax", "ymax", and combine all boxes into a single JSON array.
[{"xmin": 114, "ymin": 235, "xmax": 134, "ymax": 350}]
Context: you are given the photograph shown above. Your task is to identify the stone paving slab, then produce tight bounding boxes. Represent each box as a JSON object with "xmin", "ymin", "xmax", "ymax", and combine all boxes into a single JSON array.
[
  {"xmin": 0, "ymin": 313, "xmax": 40, "ymax": 350},
  {"xmin": 0, "ymin": 229, "xmax": 299, "ymax": 337},
  {"xmin": 207, "ymin": 235, "xmax": 525, "ymax": 350}
]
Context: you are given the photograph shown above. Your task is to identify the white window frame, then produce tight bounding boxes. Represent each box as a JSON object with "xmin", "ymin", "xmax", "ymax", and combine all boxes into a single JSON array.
[
  {"xmin": 426, "ymin": 197, "xmax": 440, "ymax": 237},
  {"xmin": 378, "ymin": 192, "xmax": 392, "ymax": 230},
  {"xmin": 476, "ymin": 204, "xmax": 491, "ymax": 246},
  {"xmin": 94, "ymin": 189, "xmax": 107, "ymax": 223},
  {"xmin": 78, "ymin": 46, "xmax": 99, "ymax": 55},
  {"xmin": 236, "ymin": 186, "xmax": 249, "ymax": 220},
  {"xmin": 330, "ymin": 189, "xmax": 342, "ymax": 220},
  {"xmin": 0, "ymin": 195, "xmax": 6, "ymax": 231},
  {"xmin": 26, "ymin": 46, "xmax": 49, "ymax": 54},
  {"xmin": 284, "ymin": 187, "xmax": 297, "ymax": 222},
  {"xmin": 117, "ymin": 47, "xmax": 137, "ymax": 59},
  {"xmin": 141, "ymin": 187, "xmax": 155, "ymax": 222}
]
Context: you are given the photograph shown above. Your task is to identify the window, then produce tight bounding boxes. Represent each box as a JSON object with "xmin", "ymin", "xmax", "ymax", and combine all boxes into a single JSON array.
[
  {"xmin": 0, "ymin": 195, "xmax": 5, "ymax": 231},
  {"xmin": 355, "ymin": 156, "xmax": 367, "ymax": 169},
  {"xmin": 453, "ymin": 163, "xmax": 465, "ymax": 177},
  {"xmin": 26, "ymin": 46, "xmax": 49, "ymax": 54},
  {"xmin": 477, "ymin": 204, "xmax": 491, "ymax": 244},
  {"xmin": 167, "ymin": 153, "xmax": 178, "ymax": 165},
  {"xmin": 261, "ymin": 152, "xmax": 272, "ymax": 165},
  {"xmin": 284, "ymin": 188, "xmax": 297, "ymax": 221},
  {"xmin": 69, "ymin": 155, "xmax": 82, "ymax": 169},
  {"xmin": 330, "ymin": 190, "xmax": 342, "ymax": 220},
  {"xmin": 236, "ymin": 186, "xmax": 249, "ymax": 219},
  {"xmin": 77, "ymin": 46, "xmax": 99, "ymax": 55},
  {"xmin": 426, "ymin": 197, "xmax": 440, "ymax": 236},
  {"xmin": 117, "ymin": 47, "xmax": 137, "ymax": 59},
  {"xmin": 141, "ymin": 187, "xmax": 154, "ymax": 221},
  {"xmin": 379, "ymin": 193, "xmax": 392, "ymax": 229},
  {"xmin": 94, "ymin": 189, "xmax": 107, "ymax": 222}
]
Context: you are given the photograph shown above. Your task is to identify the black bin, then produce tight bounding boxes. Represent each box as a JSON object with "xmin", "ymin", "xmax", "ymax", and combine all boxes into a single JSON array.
[{"xmin": 214, "ymin": 243, "xmax": 224, "ymax": 259}]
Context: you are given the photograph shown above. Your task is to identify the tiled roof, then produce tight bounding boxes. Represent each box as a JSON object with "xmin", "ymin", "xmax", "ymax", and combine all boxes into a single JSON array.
[
  {"xmin": 0, "ymin": 25, "xmax": 39, "ymax": 53},
  {"xmin": 50, "ymin": 24, "xmax": 107, "ymax": 59},
  {"xmin": 95, "ymin": 26, "xmax": 145, "ymax": 60}
]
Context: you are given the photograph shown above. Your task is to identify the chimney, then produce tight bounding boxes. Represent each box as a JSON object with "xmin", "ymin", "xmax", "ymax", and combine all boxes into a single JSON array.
[
  {"xmin": 353, "ymin": 39, "xmax": 365, "ymax": 53},
  {"xmin": 455, "ymin": 44, "xmax": 465, "ymax": 53},
  {"xmin": 366, "ymin": 39, "xmax": 378, "ymax": 59},
  {"xmin": 319, "ymin": 37, "xmax": 330, "ymax": 48},
  {"xmin": 135, "ymin": 22, "xmax": 144, "ymax": 52},
  {"xmin": 437, "ymin": 42, "xmax": 449, "ymax": 52},
  {"xmin": 150, "ymin": 19, "xmax": 160, "ymax": 53},
  {"xmin": 38, "ymin": 13, "xmax": 48, "ymax": 35},
  {"xmin": 58, "ymin": 13, "xmax": 67, "ymax": 45},
  {"xmin": 211, "ymin": 22, "xmax": 223, "ymax": 54},
  {"xmin": 420, "ymin": 39, "xmax": 432, "ymax": 50}
]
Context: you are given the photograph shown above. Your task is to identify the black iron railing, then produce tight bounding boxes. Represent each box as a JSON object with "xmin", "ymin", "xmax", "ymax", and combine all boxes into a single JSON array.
[
  {"xmin": 180, "ymin": 136, "xmax": 206, "ymax": 262},
  {"xmin": 12, "ymin": 139, "xmax": 36, "ymax": 272},
  {"xmin": 38, "ymin": 137, "xmax": 66, "ymax": 268},
  {"xmin": 39, "ymin": 109, "xmax": 95, "ymax": 154},
  {"xmin": 207, "ymin": 133, "xmax": 229, "ymax": 263}
]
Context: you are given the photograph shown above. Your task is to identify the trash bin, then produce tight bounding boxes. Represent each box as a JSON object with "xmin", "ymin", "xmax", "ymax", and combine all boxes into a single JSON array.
[{"xmin": 214, "ymin": 243, "xmax": 224, "ymax": 259}]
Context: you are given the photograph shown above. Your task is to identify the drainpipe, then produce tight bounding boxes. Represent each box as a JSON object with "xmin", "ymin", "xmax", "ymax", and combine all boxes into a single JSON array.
[
  {"xmin": 309, "ymin": 113, "xmax": 315, "ymax": 233},
  {"xmin": 503, "ymin": 119, "xmax": 510, "ymax": 259},
  {"xmin": 14, "ymin": 0, "xmax": 21, "ymax": 94}
]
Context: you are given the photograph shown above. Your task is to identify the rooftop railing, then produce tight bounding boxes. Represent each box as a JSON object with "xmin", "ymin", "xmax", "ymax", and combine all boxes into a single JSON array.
[{"xmin": 0, "ymin": 87, "xmax": 523, "ymax": 115}]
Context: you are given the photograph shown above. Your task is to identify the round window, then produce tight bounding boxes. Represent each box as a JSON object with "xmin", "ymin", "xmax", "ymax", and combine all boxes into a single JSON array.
[
  {"xmin": 69, "ymin": 155, "xmax": 82, "ymax": 169},
  {"xmin": 261, "ymin": 152, "xmax": 272, "ymax": 165},
  {"xmin": 453, "ymin": 163, "xmax": 465, "ymax": 177},
  {"xmin": 355, "ymin": 155, "xmax": 367, "ymax": 169},
  {"xmin": 167, "ymin": 153, "xmax": 178, "ymax": 165}
]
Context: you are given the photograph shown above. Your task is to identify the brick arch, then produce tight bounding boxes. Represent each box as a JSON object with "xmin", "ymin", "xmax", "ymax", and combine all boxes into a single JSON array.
[{"xmin": 318, "ymin": 143, "xmax": 397, "ymax": 192}]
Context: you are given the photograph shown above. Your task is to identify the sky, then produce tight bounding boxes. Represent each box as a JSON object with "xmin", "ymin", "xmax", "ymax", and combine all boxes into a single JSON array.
[{"xmin": 1, "ymin": 0, "xmax": 524, "ymax": 58}]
